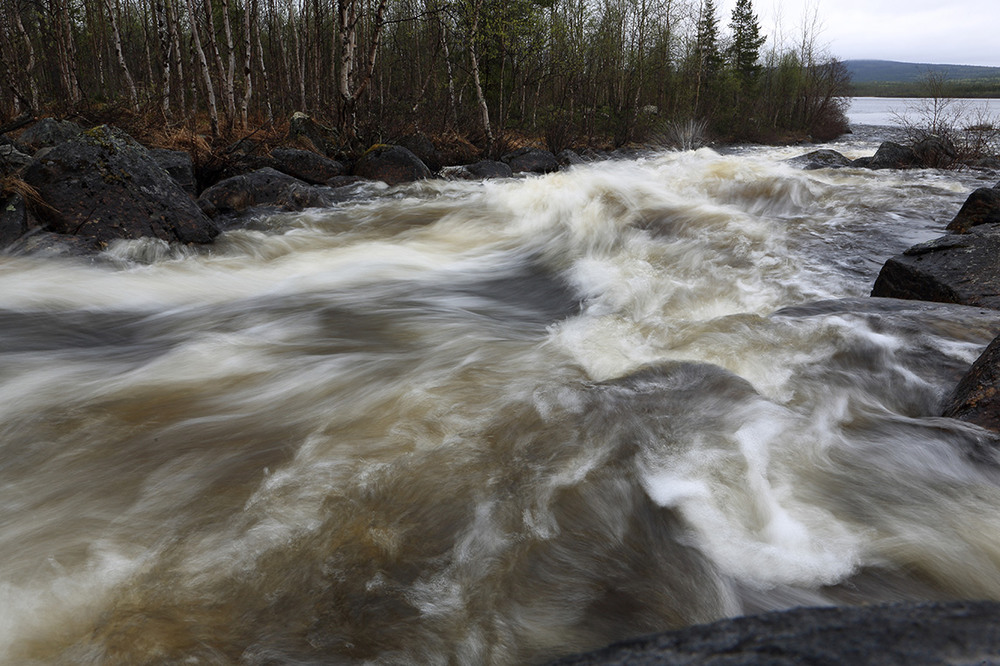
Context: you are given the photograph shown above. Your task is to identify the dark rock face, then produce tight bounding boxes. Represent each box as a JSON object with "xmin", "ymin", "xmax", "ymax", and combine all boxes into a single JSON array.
[
  {"xmin": 557, "ymin": 149, "xmax": 586, "ymax": 166},
  {"xmin": 868, "ymin": 141, "xmax": 920, "ymax": 170},
  {"xmin": 0, "ymin": 144, "xmax": 32, "ymax": 175},
  {"xmin": 0, "ymin": 194, "xmax": 34, "ymax": 248},
  {"xmin": 871, "ymin": 226, "xmax": 1000, "ymax": 309},
  {"xmin": 16, "ymin": 118, "xmax": 83, "ymax": 153},
  {"xmin": 197, "ymin": 167, "xmax": 333, "ymax": 217},
  {"xmin": 943, "ymin": 335, "xmax": 1000, "ymax": 432},
  {"xmin": 788, "ymin": 149, "xmax": 853, "ymax": 170},
  {"xmin": 397, "ymin": 133, "xmax": 441, "ymax": 171},
  {"xmin": 150, "ymin": 148, "xmax": 198, "ymax": 195},
  {"xmin": 20, "ymin": 125, "xmax": 218, "ymax": 248},
  {"xmin": 352, "ymin": 144, "xmax": 431, "ymax": 185},
  {"xmin": 269, "ymin": 148, "xmax": 346, "ymax": 184},
  {"xmin": 912, "ymin": 134, "xmax": 957, "ymax": 168},
  {"xmin": 502, "ymin": 147, "xmax": 560, "ymax": 174},
  {"xmin": 443, "ymin": 160, "xmax": 513, "ymax": 180},
  {"xmin": 946, "ymin": 187, "xmax": 1000, "ymax": 233},
  {"xmin": 548, "ymin": 601, "xmax": 1000, "ymax": 665}
]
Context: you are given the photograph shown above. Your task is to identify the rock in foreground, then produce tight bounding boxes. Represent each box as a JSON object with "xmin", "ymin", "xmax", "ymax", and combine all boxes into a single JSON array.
[
  {"xmin": 943, "ymin": 335, "xmax": 1000, "ymax": 432},
  {"xmin": 548, "ymin": 601, "xmax": 1000, "ymax": 665}
]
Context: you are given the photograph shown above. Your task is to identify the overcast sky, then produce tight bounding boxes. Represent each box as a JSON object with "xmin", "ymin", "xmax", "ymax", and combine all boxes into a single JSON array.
[{"xmin": 717, "ymin": 0, "xmax": 1000, "ymax": 67}]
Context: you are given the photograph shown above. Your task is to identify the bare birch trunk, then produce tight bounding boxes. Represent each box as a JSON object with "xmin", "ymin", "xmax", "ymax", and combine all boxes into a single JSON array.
[
  {"xmin": 105, "ymin": 0, "xmax": 139, "ymax": 110},
  {"xmin": 185, "ymin": 0, "xmax": 220, "ymax": 136},
  {"xmin": 220, "ymin": 0, "xmax": 238, "ymax": 122},
  {"xmin": 240, "ymin": 0, "xmax": 253, "ymax": 127},
  {"xmin": 155, "ymin": 0, "xmax": 173, "ymax": 117},
  {"xmin": 468, "ymin": 0, "xmax": 493, "ymax": 150}
]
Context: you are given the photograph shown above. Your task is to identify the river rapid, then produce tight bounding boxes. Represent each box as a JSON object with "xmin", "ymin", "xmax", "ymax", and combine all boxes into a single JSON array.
[{"xmin": 3, "ymin": 136, "xmax": 1000, "ymax": 664}]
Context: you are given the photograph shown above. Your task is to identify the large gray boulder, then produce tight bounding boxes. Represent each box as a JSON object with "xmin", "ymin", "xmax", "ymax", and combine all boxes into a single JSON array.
[
  {"xmin": 16, "ymin": 118, "xmax": 83, "ymax": 153},
  {"xmin": 352, "ymin": 144, "xmax": 431, "ymax": 185},
  {"xmin": 871, "ymin": 226, "xmax": 1000, "ymax": 309},
  {"xmin": 20, "ymin": 125, "xmax": 218, "ymax": 248},
  {"xmin": 197, "ymin": 167, "xmax": 335, "ymax": 218},
  {"xmin": 269, "ymin": 147, "xmax": 346, "ymax": 184},
  {"xmin": 548, "ymin": 601, "xmax": 1000, "ymax": 665},
  {"xmin": 150, "ymin": 148, "xmax": 198, "ymax": 195},
  {"xmin": 867, "ymin": 141, "xmax": 921, "ymax": 170},
  {"xmin": 502, "ymin": 146, "xmax": 560, "ymax": 174}
]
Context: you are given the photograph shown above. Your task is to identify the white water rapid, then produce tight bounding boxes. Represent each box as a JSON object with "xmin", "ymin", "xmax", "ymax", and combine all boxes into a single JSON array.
[{"xmin": 3, "ymin": 138, "xmax": 1000, "ymax": 664}]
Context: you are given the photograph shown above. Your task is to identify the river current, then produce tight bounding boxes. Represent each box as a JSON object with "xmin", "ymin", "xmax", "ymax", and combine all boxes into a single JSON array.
[{"xmin": 3, "ymin": 133, "xmax": 1000, "ymax": 664}]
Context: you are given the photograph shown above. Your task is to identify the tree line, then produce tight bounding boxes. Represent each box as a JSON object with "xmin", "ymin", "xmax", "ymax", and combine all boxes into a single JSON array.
[{"xmin": 0, "ymin": 0, "xmax": 851, "ymax": 152}]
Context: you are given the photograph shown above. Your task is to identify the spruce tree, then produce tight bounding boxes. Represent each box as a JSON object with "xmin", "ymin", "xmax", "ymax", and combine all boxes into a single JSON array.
[{"xmin": 728, "ymin": 0, "xmax": 766, "ymax": 83}]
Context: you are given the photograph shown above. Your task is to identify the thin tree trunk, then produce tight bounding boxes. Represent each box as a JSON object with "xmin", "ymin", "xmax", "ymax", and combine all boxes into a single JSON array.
[
  {"xmin": 105, "ymin": 0, "xmax": 139, "ymax": 109},
  {"xmin": 468, "ymin": 0, "xmax": 493, "ymax": 150},
  {"xmin": 240, "ymin": 0, "xmax": 253, "ymax": 127},
  {"xmin": 155, "ymin": 0, "xmax": 173, "ymax": 117},
  {"xmin": 253, "ymin": 0, "xmax": 273, "ymax": 122},
  {"xmin": 11, "ymin": 4, "xmax": 40, "ymax": 109},
  {"xmin": 220, "ymin": 0, "xmax": 237, "ymax": 121},
  {"xmin": 185, "ymin": 0, "xmax": 220, "ymax": 136}
]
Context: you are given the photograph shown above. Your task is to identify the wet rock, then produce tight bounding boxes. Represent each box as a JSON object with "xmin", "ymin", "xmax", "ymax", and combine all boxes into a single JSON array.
[
  {"xmin": 20, "ymin": 125, "xmax": 218, "ymax": 248},
  {"xmin": 502, "ymin": 147, "xmax": 559, "ymax": 174},
  {"xmin": 197, "ymin": 167, "xmax": 335, "ymax": 217},
  {"xmin": 871, "ymin": 225, "xmax": 1000, "ymax": 308},
  {"xmin": 851, "ymin": 156, "xmax": 873, "ymax": 168},
  {"xmin": 557, "ymin": 149, "xmax": 586, "ymax": 166},
  {"xmin": 150, "ymin": 148, "xmax": 197, "ymax": 196},
  {"xmin": 397, "ymin": 133, "xmax": 441, "ymax": 171},
  {"xmin": 4, "ymin": 229, "xmax": 100, "ymax": 257},
  {"xmin": 788, "ymin": 149, "xmax": 853, "ymax": 170},
  {"xmin": 270, "ymin": 148, "xmax": 346, "ymax": 184},
  {"xmin": 946, "ymin": 187, "xmax": 1000, "ymax": 233},
  {"xmin": 352, "ymin": 144, "xmax": 431, "ymax": 185},
  {"xmin": 867, "ymin": 141, "xmax": 920, "ymax": 170},
  {"xmin": 16, "ymin": 118, "xmax": 83, "ymax": 153},
  {"xmin": 442, "ymin": 160, "xmax": 512, "ymax": 180},
  {"xmin": 943, "ymin": 334, "xmax": 1000, "ymax": 432},
  {"xmin": 548, "ymin": 601, "xmax": 1000, "ymax": 665}
]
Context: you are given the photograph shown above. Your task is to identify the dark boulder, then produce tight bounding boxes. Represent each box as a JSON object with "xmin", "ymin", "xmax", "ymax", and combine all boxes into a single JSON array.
[
  {"xmin": 0, "ymin": 144, "xmax": 32, "ymax": 175},
  {"xmin": 946, "ymin": 187, "xmax": 1000, "ymax": 233},
  {"xmin": 20, "ymin": 125, "xmax": 218, "ymax": 248},
  {"xmin": 557, "ymin": 149, "xmax": 586, "ymax": 166},
  {"xmin": 352, "ymin": 144, "xmax": 431, "ymax": 185},
  {"xmin": 547, "ymin": 601, "xmax": 1000, "ymax": 666},
  {"xmin": 0, "ymin": 194, "xmax": 36, "ymax": 249},
  {"xmin": 871, "ymin": 226, "xmax": 1000, "ymax": 308},
  {"xmin": 943, "ymin": 334, "xmax": 1000, "ymax": 432},
  {"xmin": 868, "ymin": 141, "xmax": 920, "ymax": 170},
  {"xmin": 397, "ymin": 133, "xmax": 442, "ymax": 172},
  {"xmin": 270, "ymin": 148, "xmax": 346, "ymax": 184},
  {"xmin": 16, "ymin": 118, "xmax": 83, "ymax": 153},
  {"xmin": 150, "ymin": 148, "xmax": 197, "ymax": 196},
  {"xmin": 197, "ymin": 167, "xmax": 333, "ymax": 217},
  {"xmin": 912, "ymin": 134, "xmax": 957, "ymax": 168},
  {"xmin": 3, "ymin": 229, "xmax": 99, "ymax": 257},
  {"xmin": 502, "ymin": 147, "xmax": 560, "ymax": 174},
  {"xmin": 788, "ymin": 149, "xmax": 853, "ymax": 170},
  {"xmin": 442, "ymin": 160, "xmax": 513, "ymax": 180}
]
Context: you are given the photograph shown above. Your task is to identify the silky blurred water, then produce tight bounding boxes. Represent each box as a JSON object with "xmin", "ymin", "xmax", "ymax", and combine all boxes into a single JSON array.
[{"xmin": 2, "ymin": 143, "xmax": 1000, "ymax": 664}]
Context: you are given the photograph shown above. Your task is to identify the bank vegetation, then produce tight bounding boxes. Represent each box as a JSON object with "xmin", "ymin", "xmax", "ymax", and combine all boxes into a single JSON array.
[{"xmin": 0, "ymin": 0, "xmax": 850, "ymax": 154}]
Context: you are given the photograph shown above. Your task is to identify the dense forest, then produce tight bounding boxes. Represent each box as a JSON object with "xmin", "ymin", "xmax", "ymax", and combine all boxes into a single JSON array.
[{"xmin": 0, "ymin": 0, "xmax": 850, "ymax": 154}]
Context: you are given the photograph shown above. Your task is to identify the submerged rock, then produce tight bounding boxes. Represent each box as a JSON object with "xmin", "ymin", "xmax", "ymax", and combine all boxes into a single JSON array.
[
  {"xmin": 442, "ymin": 160, "xmax": 512, "ymax": 180},
  {"xmin": 548, "ymin": 601, "xmax": 1000, "ymax": 665},
  {"xmin": 788, "ymin": 149, "xmax": 853, "ymax": 170},
  {"xmin": 20, "ymin": 125, "xmax": 218, "ymax": 249}
]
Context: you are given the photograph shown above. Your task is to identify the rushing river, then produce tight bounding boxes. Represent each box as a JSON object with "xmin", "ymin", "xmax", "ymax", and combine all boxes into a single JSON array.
[{"xmin": 3, "ymin": 136, "xmax": 1000, "ymax": 664}]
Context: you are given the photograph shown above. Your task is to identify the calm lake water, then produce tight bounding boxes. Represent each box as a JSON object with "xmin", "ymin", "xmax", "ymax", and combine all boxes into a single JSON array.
[{"xmin": 848, "ymin": 96, "xmax": 1000, "ymax": 127}]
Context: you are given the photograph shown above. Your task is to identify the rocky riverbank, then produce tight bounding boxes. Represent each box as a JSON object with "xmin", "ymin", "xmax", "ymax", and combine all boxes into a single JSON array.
[{"xmin": 0, "ymin": 115, "xmax": 650, "ymax": 256}]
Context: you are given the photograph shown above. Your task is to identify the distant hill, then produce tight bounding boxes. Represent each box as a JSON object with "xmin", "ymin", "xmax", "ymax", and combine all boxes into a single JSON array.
[{"xmin": 845, "ymin": 60, "xmax": 1000, "ymax": 97}]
